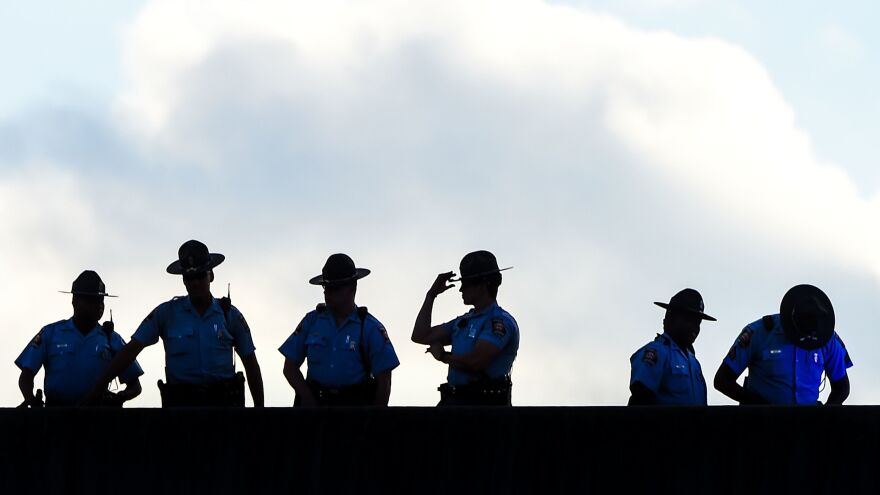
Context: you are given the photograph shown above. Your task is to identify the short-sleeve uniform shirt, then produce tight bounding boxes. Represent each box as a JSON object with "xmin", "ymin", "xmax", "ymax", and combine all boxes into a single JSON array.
[
  {"xmin": 629, "ymin": 333, "xmax": 707, "ymax": 405},
  {"xmin": 132, "ymin": 296, "xmax": 256, "ymax": 385},
  {"xmin": 442, "ymin": 302, "xmax": 519, "ymax": 386},
  {"xmin": 279, "ymin": 306, "xmax": 400, "ymax": 388},
  {"xmin": 15, "ymin": 318, "xmax": 144, "ymax": 405},
  {"xmin": 723, "ymin": 314, "xmax": 852, "ymax": 404}
]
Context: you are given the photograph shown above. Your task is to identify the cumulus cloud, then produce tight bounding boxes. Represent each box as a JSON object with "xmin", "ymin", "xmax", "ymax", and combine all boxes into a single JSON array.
[{"xmin": 2, "ymin": 0, "xmax": 879, "ymax": 406}]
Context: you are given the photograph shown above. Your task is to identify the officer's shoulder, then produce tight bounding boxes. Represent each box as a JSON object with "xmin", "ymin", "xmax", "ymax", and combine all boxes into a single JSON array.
[
  {"xmin": 491, "ymin": 305, "xmax": 517, "ymax": 324},
  {"xmin": 40, "ymin": 320, "xmax": 68, "ymax": 337},
  {"xmin": 632, "ymin": 338, "xmax": 666, "ymax": 361}
]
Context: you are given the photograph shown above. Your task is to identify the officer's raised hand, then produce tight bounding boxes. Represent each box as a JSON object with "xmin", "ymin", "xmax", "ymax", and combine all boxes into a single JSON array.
[
  {"xmin": 428, "ymin": 272, "xmax": 456, "ymax": 298},
  {"xmin": 412, "ymin": 272, "xmax": 457, "ymax": 346}
]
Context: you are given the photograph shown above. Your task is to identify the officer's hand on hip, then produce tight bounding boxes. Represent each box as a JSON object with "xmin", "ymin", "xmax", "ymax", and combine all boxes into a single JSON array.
[{"xmin": 428, "ymin": 272, "xmax": 456, "ymax": 298}]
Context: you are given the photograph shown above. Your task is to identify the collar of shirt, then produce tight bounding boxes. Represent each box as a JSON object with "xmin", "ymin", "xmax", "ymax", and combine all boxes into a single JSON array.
[
  {"xmin": 317, "ymin": 305, "xmax": 363, "ymax": 329},
  {"xmin": 467, "ymin": 301, "xmax": 499, "ymax": 318},
  {"xmin": 62, "ymin": 318, "xmax": 103, "ymax": 339},
  {"xmin": 179, "ymin": 296, "xmax": 224, "ymax": 318},
  {"xmin": 658, "ymin": 332, "xmax": 695, "ymax": 356}
]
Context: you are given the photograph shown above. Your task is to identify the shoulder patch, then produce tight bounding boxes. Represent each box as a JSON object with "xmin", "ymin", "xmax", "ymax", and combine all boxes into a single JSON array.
[
  {"xmin": 727, "ymin": 346, "xmax": 736, "ymax": 360},
  {"xmin": 378, "ymin": 324, "xmax": 390, "ymax": 343},
  {"xmin": 491, "ymin": 318, "xmax": 506, "ymax": 337},
  {"xmin": 736, "ymin": 328, "xmax": 753, "ymax": 348},
  {"xmin": 293, "ymin": 321, "xmax": 303, "ymax": 336},
  {"xmin": 143, "ymin": 310, "xmax": 155, "ymax": 324},
  {"xmin": 643, "ymin": 348, "xmax": 658, "ymax": 365},
  {"xmin": 30, "ymin": 330, "xmax": 44, "ymax": 347}
]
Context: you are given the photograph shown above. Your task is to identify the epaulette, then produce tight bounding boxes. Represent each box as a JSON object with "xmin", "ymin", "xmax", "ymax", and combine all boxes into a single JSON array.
[
  {"xmin": 761, "ymin": 315, "xmax": 775, "ymax": 331},
  {"xmin": 316, "ymin": 303, "xmax": 327, "ymax": 313}
]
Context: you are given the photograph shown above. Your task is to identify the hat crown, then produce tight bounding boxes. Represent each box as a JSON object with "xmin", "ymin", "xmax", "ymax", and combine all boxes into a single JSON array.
[
  {"xmin": 321, "ymin": 253, "xmax": 357, "ymax": 282},
  {"xmin": 178, "ymin": 240, "xmax": 211, "ymax": 273},
  {"xmin": 70, "ymin": 270, "xmax": 106, "ymax": 295},
  {"xmin": 459, "ymin": 250, "xmax": 500, "ymax": 279},
  {"xmin": 668, "ymin": 288, "xmax": 704, "ymax": 312}
]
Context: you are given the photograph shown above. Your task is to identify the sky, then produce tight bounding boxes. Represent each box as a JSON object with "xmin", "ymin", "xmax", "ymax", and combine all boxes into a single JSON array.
[{"xmin": 1, "ymin": 0, "xmax": 879, "ymax": 407}]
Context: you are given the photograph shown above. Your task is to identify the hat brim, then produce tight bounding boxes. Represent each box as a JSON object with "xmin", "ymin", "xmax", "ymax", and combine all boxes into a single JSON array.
[
  {"xmin": 58, "ymin": 291, "xmax": 117, "ymax": 298},
  {"xmin": 451, "ymin": 266, "xmax": 513, "ymax": 282},
  {"xmin": 166, "ymin": 254, "xmax": 225, "ymax": 275},
  {"xmin": 309, "ymin": 268, "xmax": 371, "ymax": 286},
  {"xmin": 654, "ymin": 302, "xmax": 716, "ymax": 321},
  {"xmin": 779, "ymin": 284, "xmax": 834, "ymax": 348}
]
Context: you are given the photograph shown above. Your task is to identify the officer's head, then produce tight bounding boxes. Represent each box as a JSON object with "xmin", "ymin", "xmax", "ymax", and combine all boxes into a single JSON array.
[
  {"xmin": 63, "ymin": 270, "xmax": 113, "ymax": 324},
  {"xmin": 663, "ymin": 309, "xmax": 703, "ymax": 347},
  {"xmin": 72, "ymin": 294, "xmax": 105, "ymax": 325},
  {"xmin": 310, "ymin": 254, "xmax": 369, "ymax": 311},
  {"xmin": 182, "ymin": 270, "xmax": 213, "ymax": 297},
  {"xmin": 323, "ymin": 280, "xmax": 357, "ymax": 310},
  {"xmin": 654, "ymin": 289, "xmax": 715, "ymax": 347},
  {"xmin": 780, "ymin": 285, "xmax": 835, "ymax": 349},
  {"xmin": 459, "ymin": 272, "xmax": 502, "ymax": 305},
  {"xmin": 456, "ymin": 251, "xmax": 510, "ymax": 306}
]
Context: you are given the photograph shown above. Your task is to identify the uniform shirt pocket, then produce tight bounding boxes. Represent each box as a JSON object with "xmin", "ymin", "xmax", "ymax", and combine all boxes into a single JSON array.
[
  {"xmin": 761, "ymin": 349, "xmax": 787, "ymax": 377},
  {"xmin": 48, "ymin": 345, "xmax": 75, "ymax": 371},
  {"xmin": 166, "ymin": 326, "xmax": 195, "ymax": 356},
  {"xmin": 667, "ymin": 363, "xmax": 691, "ymax": 393},
  {"xmin": 94, "ymin": 342, "xmax": 113, "ymax": 362},
  {"xmin": 305, "ymin": 334, "xmax": 328, "ymax": 364}
]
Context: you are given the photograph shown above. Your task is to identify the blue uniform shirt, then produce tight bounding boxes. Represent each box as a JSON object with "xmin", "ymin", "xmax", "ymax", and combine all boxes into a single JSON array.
[
  {"xmin": 132, "ymin": 296, "xmax": 256, "ymax": 385},
  {"xmin": 442, "ymin": 302, "xmax": 519, "ymax": 386},
  {"xmin": 15, "ymin": 318, "xmax": 144, "ymax": 406},
  {"xmin": 279, "ymin": 306, "xmax": 400, "ymax": 388},
  {"xmin": 630, "ymin": 333, "xmax": 707, "ymax": 405},
  {"xmin": 723, "ymin": 314, "xmax": 853, "ymax": 404}
]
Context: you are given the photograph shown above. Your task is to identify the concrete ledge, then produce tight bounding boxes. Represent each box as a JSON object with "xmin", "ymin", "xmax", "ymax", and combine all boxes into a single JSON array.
[{"xmin": 0, "ymin": 406, "xmax": 875, "ymax": 493}]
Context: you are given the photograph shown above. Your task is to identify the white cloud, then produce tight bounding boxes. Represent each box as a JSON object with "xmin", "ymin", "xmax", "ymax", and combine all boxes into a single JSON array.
[{"xmin": 1, "ymin": 0, "xmax": 878, "ymax": 407}]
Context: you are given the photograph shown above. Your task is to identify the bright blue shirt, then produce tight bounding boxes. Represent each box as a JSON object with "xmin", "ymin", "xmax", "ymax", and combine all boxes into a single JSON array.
[
  {"xmin": 132, "ymin": 296, "xmax": 256, "ymax": 385},
  {"xmin": 15, "ymin": 318, "xmax": 144, "ymax": 406},
  {"xmin": 723, "ymin": 314, "xmax": 853, "ymax": 404},
  {"xmin": 442, "ymin": 302, "xmax": 519, "ymax": 386},
  {"xmin": 630, "ymin": 333, "xmax": 707, "ymax": 406},
  {"xmin": 279, "ymin": 306, "xmax": 400, "ymax": 388}
]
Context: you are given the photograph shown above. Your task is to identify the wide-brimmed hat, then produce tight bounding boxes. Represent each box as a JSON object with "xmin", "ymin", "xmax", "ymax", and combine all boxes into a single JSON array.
[
  {"xmin": 166, "ymin": 240, "xmax": 225, "ymax": 275},
  {"xmin": 451, "ymin": 250, "xmax": 512, "ymax": 282},
  {"xmin": 59, "ymin": 270, "xmax": 116, "ymax": 297},
  {"xmin": 654, "ymin": 288, "xmax": 715, "ymax": 321},
  {"xmin": 780, "ymin": 284, "xmax": 834, "ymax": 349},
  {"xmin": 309, "ymin": 253, "xmax": 370, "ymax": 286}
]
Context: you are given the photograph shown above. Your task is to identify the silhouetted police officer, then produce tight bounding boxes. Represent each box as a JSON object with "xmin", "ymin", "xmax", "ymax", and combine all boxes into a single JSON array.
[
  {"xmin": 280, "ymin": 254, "xmax": 399, "ymax": 406},
  {"xmin": 714, "ymin": 284, "xmax": 852, "ymax": 405},
  {"xmin": 86, "ymin": 240, "xmax": 264, "ymax": 407},
  {"xmin": 412, "ymin": 250, "xmax": 519, "ymax": 406},
  {"xmin": 629, "ymin": 288, "xmax": 715, "ymax": 406},
  {"xmin": 16, "ymin": 271, "xmax": 143, "ymax": 407}
]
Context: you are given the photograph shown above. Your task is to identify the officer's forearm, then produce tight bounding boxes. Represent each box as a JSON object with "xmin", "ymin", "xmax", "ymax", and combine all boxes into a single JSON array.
[
  {"xmin": 373, "ymin": 371, "xmax": 392, "ymax": 406},
  {"xmin": 826, "ymin": 375, "xmax": 850, "ymax": 405},
  {"xmin": 412, "ymin": 294, "xmax": 436, "ymax": 344},
  {"xmin": 242, "ymin": 353, "xmax": 264, "ymax": 407},
  {"xmin": 118, "ymin": 378, "xmax": 142, "ymax": 402},
  {"xmin": 18, "ymin": 369, "xmax": 36, "ymax": 402},
  {"xmin": 283, "ymin": 359, "xmax": 315, "ymax": 404},
  {"xmin": 94, "ymin": 341, "xmax": 144, "ymax": 393},
  {"xmin": 714, "ymin": 363, "xmax": 766, "ymax": 405},
  {"xmin": 443, "ymin": 352, "xmax": 486, "ymax": 374},
  {"xmin": 627, "ymin": 381, "xmax": 657, "ymax": 406}
]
